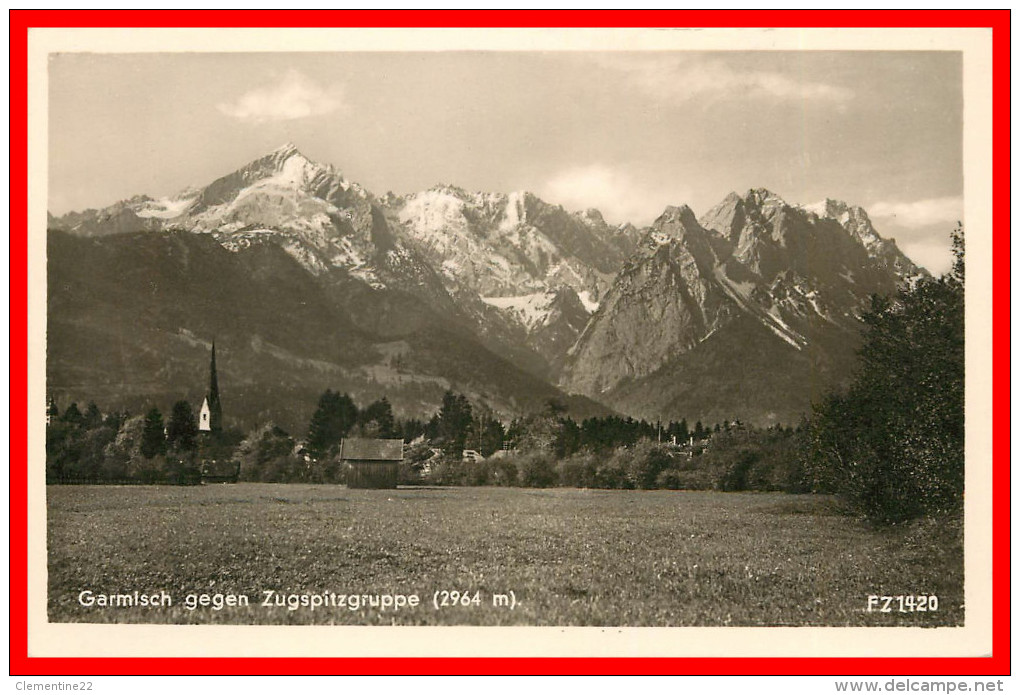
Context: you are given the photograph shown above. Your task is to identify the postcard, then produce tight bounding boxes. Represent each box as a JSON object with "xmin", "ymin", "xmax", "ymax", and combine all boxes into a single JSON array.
[{"xmin": 19, "ymin": 19, "xmax": 1001, "ymax": 667}]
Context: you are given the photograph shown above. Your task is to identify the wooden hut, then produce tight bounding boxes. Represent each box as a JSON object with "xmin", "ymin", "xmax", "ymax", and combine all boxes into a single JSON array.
[{"xmin": 341, "ymin": 438, "xmax": 404, "ymax": 489}]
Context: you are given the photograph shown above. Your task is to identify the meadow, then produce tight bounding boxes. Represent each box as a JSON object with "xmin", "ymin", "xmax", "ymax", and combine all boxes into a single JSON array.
[{"xmin": 47, "ymin": 484, "xmax": 963, "ymax": 626}]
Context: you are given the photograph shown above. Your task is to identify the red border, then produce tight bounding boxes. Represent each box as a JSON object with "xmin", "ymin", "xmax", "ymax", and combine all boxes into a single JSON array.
[{"xmin": 10, "ymin": 10, "xmax": 1010, "ymax": 677}]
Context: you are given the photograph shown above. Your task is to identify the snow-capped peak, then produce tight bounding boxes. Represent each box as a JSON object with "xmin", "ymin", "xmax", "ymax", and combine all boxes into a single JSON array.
[
  {"xmin": 800, "ymin": 200, "xmax": 829, "ymax": 217},
  {"xmin": 746, "ymin": 188, "xmax": 785, "ymax": 207},
  {"xmin": 270, "ymin": 150, "xmax": 320, "ymax": 187},
  {"xmin": 802, "ymin": 198, "xmax": 883, "ymax": 248},
  {"xmin": 274, "ymin": 142, "xmax": 300, "ymax": 155}
]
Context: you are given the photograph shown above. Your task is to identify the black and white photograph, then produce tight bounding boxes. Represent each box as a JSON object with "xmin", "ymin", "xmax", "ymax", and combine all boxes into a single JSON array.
[{"xmin": 30, "ymin": 26, "xmax": 993, "ymax": 658}]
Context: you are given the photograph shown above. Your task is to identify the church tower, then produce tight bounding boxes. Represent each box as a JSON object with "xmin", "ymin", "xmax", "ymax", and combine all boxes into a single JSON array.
[{"xmin": 199, "ymin": 341, "xmax": 223, "ymax": 433}]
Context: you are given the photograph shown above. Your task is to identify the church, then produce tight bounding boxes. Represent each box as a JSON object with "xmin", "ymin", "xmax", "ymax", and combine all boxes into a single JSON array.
[
  {"xmin": 198, "ymin": 341, "xmax": 223, "ymax": 434},
  {"xmin": 197, "ymin": 341, "xmax": 239, "ymax": 483}
]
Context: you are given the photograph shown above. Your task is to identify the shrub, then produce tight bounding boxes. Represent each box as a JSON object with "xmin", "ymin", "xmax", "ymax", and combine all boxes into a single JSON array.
[
  {"xmin": 595, "ymin": 448, "xmax": 632, "ymax": 489},
  {"xmin": 236, "ymin": 424, "xmax": 296, "ymax": 482},
  {"xmin": 309, "ymin": 455, "xmax": 346, "ymax": 484},
  {"xmin": 398, "ymin": 459, "xmax": 424, "ymax": 485},
  {"xmin": 657, "ymin": 467, "xmax": 715, "ymax": 490},
  {"xmin": 556, "ymin": 450, "xmax": 599, "ymax": 488},
  {"xmin": 129, "ymin": 453, "xmax": 166, "ymax": 484},
  {"xmin": 398, "ymin": 440, "xmax": 434, "ymax": 485},
  {"xmin": 515, "ymin": 451, "xmax": 558, "ymax": 488},
  {"xmin": 656, "ymin": 469, "xmax": 684, "ymax": 490},
  {"xmin": 624, "ymin": 439, "xmax": 675, "ymax": 489},
  {"xmin": 260, "ymin": 453, "xmax": 308, "ymax": 483},
  {"xmin": 428, "ymin": 457, "xmax": 472, "ymax": 486},
  {"xmin": 463, "ymin": 460, "xmax": 493, "ymax": 486},
  {"xmin": 483, "ymin": 457, "xmax": 519, "ymax": 487},
  {"xmin": 165, "ymin": 453, "xmax": 202, "ymax": 485}
]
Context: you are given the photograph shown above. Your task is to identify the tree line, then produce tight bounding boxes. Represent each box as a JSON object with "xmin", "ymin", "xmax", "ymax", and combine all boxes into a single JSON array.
[
  {"xmin": 45, "ymin": 399, "xmax": 237, "ymax": 484},
  {"xmin": 46, "ymin": 227, "xmax": 965, "ymax": 525}
]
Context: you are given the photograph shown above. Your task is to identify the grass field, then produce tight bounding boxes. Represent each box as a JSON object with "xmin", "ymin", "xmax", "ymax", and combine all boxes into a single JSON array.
[{"xmin": 47, "ymin": 484, "xmax": 963, "ymax": 626}]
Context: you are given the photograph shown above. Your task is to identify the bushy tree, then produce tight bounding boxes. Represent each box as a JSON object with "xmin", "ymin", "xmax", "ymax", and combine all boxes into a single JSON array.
[
  {"xmin": 101, "ymin": 414, "xmax": 145, "ymax": 480},
  {"xmin": 483, "ymin": 456, "xmax": 519, "ymax": 487},
  {"xmin": 398, "ymin": 439, "xmax": 434, "ymax": 485},
  {"xmin": 624, "ymin": 439, "xmax": 675, "ymax": 489},
  {"xmin": 74, "ymin": 423, "xmax": 120, "ymax": 479},
  {"xmin": 509, "ymin": 408, "xmax": 575, "ymax": 456},
  {"xmin": 556, "ymin": 450, "xmax": 599, "ymax": 488},
  {"xmin": 595, "ymin": 448, "xmax": 632, "ymax": 489},
  {"xmin": 103, "ymin": 414, "xmax": 170, "ymax": 482},
  {"xmin": 514, "ymin": 450, "xmax": 557, "ymax": 488},
  {"xmin": 428, "ymin": 458, "xmax": 472, "ymax": 486},
  {"xmin": 236, "ymin": 423, "xmax": 299, "ymax": 482},
  {"xmin": 808, "ymin": 227, "xmax": 964, "ymax": 523}
]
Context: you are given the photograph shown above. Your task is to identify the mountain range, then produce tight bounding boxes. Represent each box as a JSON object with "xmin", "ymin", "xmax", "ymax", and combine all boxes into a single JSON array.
[{"xmin": 48, "ymin": 144, "xmax": 923, "ymax": 432}]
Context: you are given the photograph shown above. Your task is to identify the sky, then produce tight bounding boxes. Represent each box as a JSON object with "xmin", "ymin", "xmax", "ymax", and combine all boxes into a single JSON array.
[{"xmin": 48, "ymin": 51, "xmax": 963, "ymax": 274}]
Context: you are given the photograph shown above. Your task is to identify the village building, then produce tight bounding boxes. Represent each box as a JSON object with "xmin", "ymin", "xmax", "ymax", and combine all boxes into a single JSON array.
[
  {"xmin": 341, "ymin": 437, "xmax": 404, "ymax": 489},
  {"xmin": 45, "ymin": 396, "xmax": 56, "ymax": 426}
]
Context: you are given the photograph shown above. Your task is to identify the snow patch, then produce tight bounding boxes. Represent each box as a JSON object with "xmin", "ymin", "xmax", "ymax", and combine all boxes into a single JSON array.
[
  {"xmin": 764, "ymin": 321, "xmax": 804, "ymax": 349},
  {"xmin": 280, "ymin": 241, "xmax": 327, "ymax": 276},
  {"xmin": 440, "ymin": 259, "xmax": 462, "ymax": 280},
  {"xmin": 799, "ymin": 200, "xmax": 828, "ymax": 218},
  {"xmin": 135, "ymin": 195, "xmax": 196, "ymax": 219},
  {"xmin": 329, "ymin": 237, "xmax": 365, "ymax": 269},
  {"xmin": 499, "ymin": 191, "xmax": 526, "ymax": 230},
  {"xmin": 349, "ymin": 266, "xmax": 385, "ymax": 289},
  {"xmin": 714, "ymin": 266, "xmax": 806, "ymax": 350},
  {"xmin": 698, "ymin": 326, "xmax": 719, "ymax": 344},
  {"xmin": 481, "ymin": 291, "xmax": 557, "ymax": 330},
  {"xmin": 273, "ymin": 152, "xmax": 319, "ymax": 187},
  {"xmin": 399, "ymin": 190, "xmax": 467, "ymax": 235},
  {"xmin": 577, "ymin": 291, "xmax": 600, "ymax": 313}
]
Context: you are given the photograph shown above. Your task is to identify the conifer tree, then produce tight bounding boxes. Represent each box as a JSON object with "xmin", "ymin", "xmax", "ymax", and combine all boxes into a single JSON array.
[
  {"xmin": 306, "ymin": 390, "xmax": 358, "ymax": 458},
  {"xmin": 167, "ymin": 400, "xmax": 199, "ymax": 452},
  {"xmin": 437, "ymin": 390, "xmax": 473, "ymax": 456},
  {"xmin": 84, "ymin": 402, "xmax": 103, "ymax": 429},
  {"xmin": 359, "ymin": 397, "xmax": 396, "ymax": 438},
  {"xmin": 140, "ymin": 407, "xmax": 167, "ymax": 459},
  {"xmin": 62, "ymin": 402, "xmax": 84, "ymax": 428}
]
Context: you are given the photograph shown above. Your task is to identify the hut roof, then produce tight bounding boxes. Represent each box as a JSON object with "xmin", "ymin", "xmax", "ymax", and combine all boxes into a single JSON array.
[{"xmin": 340, "ymin": 438, "xmax": 404, "ymax": 461}]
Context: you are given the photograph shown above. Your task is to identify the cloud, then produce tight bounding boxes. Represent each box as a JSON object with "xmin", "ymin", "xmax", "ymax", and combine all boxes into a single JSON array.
[
  {"xmin": 217, "ymin": 70, "xmax": 343, "ymax": 123},
  {"xmin": 869, "ymin": 196, "xmax": 963, "ymax": 229},
  {"xmin": 898, "ymin": 239, "xmax": 954, "ymax": 277},
  {"xmin": 591, "ymin": 54, "xmax": 853, "ymax": 105},
  {"xmin": 541, "ymin": 164, "xmax": 688, "ymax": 226}
]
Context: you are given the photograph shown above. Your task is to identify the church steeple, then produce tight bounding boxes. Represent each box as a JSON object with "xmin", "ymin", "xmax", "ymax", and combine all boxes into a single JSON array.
[{"xmin": 206, "ymin": 341, "xmax": 223, "ymax": 433}]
